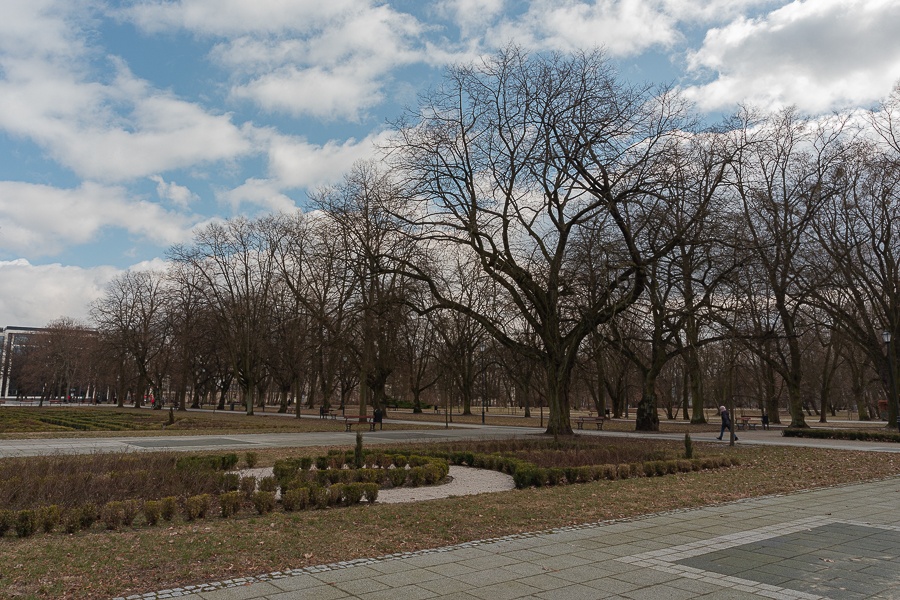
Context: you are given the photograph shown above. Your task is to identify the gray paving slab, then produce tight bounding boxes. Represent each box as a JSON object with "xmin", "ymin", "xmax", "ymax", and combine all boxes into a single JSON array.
[
  {"xmin": 13, "ymin": 417, "xmax": 900, "ymax": 599},
  {"xmin": 113, "ymin": 476, "xmax": 900, "ymax": 600}
]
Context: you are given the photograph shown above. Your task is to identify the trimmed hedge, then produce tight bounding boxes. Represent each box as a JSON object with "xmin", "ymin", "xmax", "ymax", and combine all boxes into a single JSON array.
[
  {"xmin": 175, "ymin": 453, "xmax": 239, "ymax": 472},
  {"xmin": 782, "ymin": 428, "xmax": 900, "ymax": 442}
]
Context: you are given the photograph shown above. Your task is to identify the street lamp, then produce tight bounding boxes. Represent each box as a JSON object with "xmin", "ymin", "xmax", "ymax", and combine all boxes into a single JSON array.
[
  {"xmin": 884, "ymin": 330, "xmax": 899, "ymax": 430},
  {"xmin": 481, "ymin": 343, "xmax": 486, "ymax": 425}
]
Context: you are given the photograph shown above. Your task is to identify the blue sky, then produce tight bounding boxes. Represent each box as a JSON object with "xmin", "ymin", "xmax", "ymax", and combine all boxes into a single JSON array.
[{"xmin": 2, "ymin": 0, "xmax": 899, "ymax": 326}]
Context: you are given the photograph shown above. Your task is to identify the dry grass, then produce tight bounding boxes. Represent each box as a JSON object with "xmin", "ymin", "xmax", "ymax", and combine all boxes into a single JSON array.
[
  {"xmin": 0, "ymin": 407, "xmax": 440, "ymax": 439},
  {"xmin": 2, "ymin": 439, "xmax": 900, "ymax": 599}
]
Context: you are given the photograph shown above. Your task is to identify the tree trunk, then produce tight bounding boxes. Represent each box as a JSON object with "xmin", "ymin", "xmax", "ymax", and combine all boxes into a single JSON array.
[
  {"xmin": 543, "ymin": 352, "xmax": 574, "ymax": 436},
  {"xmin": 635, "ymin": 372, "xmax": 660, "ymax": 431}
]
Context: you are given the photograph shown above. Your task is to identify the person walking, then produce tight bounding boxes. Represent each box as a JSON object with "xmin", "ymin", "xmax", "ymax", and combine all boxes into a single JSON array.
[{"xmin": 717, "ymin": 405, "xmax": 737, "ymax": 440}]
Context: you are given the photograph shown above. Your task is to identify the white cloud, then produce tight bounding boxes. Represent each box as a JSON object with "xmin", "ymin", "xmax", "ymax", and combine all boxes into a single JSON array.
[
  {"xmin": 265, "ymin": 131, "xmax": 390, "ymax": 189},
  {"xmin": 231, "ymin": 65, "xmax": 385, "ymax": 121},
  {"xmin": 125, "ymin": 0, "xmax": 361, "ymax": 36},
  {"xmin": 484, "ymin": 0, "xmax": 681, "ymax": 57},
  {"xmin": 0, "ymin": 2, "xmax": 254, "ymax": 182},
  {"xmin": 682, "ymin": 0, "xmax": 900, "ymax": 113},
  {"xmin": 150, "ymin": 176, "xmax": 200, "ymax": 208},
  {"xmin": 0, "ymin": 181, "xmax": 195, "ymax": 258},
  {"xmin": 128, "ymin": 1, "xmax": 426, "ymax": 121},
  {"xmin": 437, "ymin": 0, "xmax": 506, "ymax": 39},
  {"xmin": 0, "ymin": 259, "xmax": 119, "ymax": 326},
  {"xmin": 213, "ymin": 129, "xmax": 389, "ymax": 213}
]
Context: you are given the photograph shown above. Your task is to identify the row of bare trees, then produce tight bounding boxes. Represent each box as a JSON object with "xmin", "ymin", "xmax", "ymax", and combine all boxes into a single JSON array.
[{"xmin": 13, "ymin": 48, "xmax": 900, "ymax": 435}]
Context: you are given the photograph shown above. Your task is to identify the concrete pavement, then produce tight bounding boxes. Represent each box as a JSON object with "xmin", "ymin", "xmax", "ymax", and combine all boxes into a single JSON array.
[
  {"xmin": 5, "ymin": 422, "xmax": 900, "ymax": 458},
  {"xmin": 117, "ymin": 477, "xmax": 900, "ymax": 600},
  {"xmin": 6, "ymin": 419, "xmax": 900, "ymax": 599}
]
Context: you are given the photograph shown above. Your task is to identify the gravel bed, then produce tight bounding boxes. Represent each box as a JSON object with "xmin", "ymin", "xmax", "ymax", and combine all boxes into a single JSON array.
[{"xmin": 237, "ymin": 465, "xmax": 515, "ymax": 504}]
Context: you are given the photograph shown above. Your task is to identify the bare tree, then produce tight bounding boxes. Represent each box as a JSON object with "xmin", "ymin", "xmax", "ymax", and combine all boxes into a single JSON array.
[
  {"xmin": 169, "ymin": 217, "xmax": 280, "ymax": 415},
  {"xmin": 311, "ymin": 163, "xmax": 416, "ymax": 415},
  {"xmin": 91, "ymin": 270, "xmax": 172, "ymax": 408},
  {"xmin": 389, "ymin": 48, "xmax": 690, "ymax": 435},
  {"xmin": 724, "ymin": 108, "xmax": 849, "ymax": 428}
]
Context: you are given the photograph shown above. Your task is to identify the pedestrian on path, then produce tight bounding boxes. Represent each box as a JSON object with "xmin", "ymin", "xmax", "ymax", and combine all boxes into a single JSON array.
[{"xmin": 717, "ymin": 405, "xmax": 737, "ymax": 440}]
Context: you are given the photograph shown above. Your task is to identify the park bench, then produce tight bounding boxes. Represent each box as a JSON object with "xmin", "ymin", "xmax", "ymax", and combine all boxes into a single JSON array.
[
  {"xmin": 319, "ymin": 409, "xmax": 338, "ymax": 419},
  {"xmin": 574, "ymin": 416, "xmax": 605, "ymax": 430},
  {"xmin": 344, "ymin": 416, "xmax": 375, "ymax": 431},
  {"xmin": 737, "ymin": 416, "xmax": 759, "ymax": 431}
]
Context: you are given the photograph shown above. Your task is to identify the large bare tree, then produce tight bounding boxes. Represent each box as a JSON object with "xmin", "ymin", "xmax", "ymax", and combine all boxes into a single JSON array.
[{"xmin": 388, "ymin": 48, "xmax": 690, "ymax": 435}]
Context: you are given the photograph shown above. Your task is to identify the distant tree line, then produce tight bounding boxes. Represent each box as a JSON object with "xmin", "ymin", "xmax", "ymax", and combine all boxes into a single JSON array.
[{"xmin": 14, "ymin": 48, "xmax": 900, "ymax": 435}]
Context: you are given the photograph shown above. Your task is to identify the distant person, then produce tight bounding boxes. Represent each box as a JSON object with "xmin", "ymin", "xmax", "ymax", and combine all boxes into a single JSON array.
[{"xmin": 717, "ymin": 405, "xmax": 737, "ymax": 440}]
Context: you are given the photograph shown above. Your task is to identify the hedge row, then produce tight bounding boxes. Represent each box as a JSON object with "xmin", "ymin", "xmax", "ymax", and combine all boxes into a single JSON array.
[
  {"xmin": 0, "ymin": 480, "xmax": 380, "ymax": 539},
  {"xmin": 401, "ymin": 450, "xmax": 738, "ymax": 489},
  {"xmin": 509, "ymin": 456, "xmax": 738, "ymax": 487},
  {"xmin": 273, "ymin": 453, "xmax": 450, "ymax": 490},
  {"xmin": 782, "ymin": 428, "xmax": 900, "ymax": 442}
]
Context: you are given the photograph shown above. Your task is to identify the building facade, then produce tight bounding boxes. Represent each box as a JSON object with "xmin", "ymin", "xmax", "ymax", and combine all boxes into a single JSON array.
[{"xmin": 0, "ymin": 326, "xmax": 44, "ymax": 398}]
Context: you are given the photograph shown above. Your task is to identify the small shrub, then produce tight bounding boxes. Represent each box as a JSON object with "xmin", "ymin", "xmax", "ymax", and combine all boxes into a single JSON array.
[
  {"xmin": 62, "ymin": 508, "xmax": 82, "ymax": 534},
  {"xmin": 120, "ymin": 500, "xmax": 139, "ymax": 526},
  {"xmin": 219, "ymin": 491, "xmax": 242, "ymax": 518},
  {"xmin": 315, "ymin": 456, "xmax": 329, "ymax": 470},
  {"xmin": 354, "ymin": 432, "xmax": 364, "ymax": 469},
  {"xmin": 101, "ymin": 501, "xmax": 126, "ymax": 530},
  {"xmin": 299, "ymin": 456, "xmax": 313, "ymax": 470},
  {"xmin": 408, "ymin": 467, "xmax": 425, "ymax": 487},
  {"xmin": 344, "ymin": 483, "xmax": 365, "ymax": 505},
  {"xmin": 38, "ymin": 505, "xmax": 61, "ymax": 533},
  {"xmin": 79, "ymin": 503, "xmax": 99, "ymax": 529},
  {"xmin": 353, "ymin": 468, "xmax": 380, "ymax": 484},
  {"xmin": 310, "ymin": 485, "xmax": 329, "ymax": 509},
  {"xmin": 185, "ymin": 494, "xmax": 211, "ymax": 520},
  {"xmin": 143, "ymin": 500, "xmax": 162, "ymax": 526},
  {"xmin": 240, "ymin": 476, "xmax": 257, "ymax": 498},
  {"xmin": 244, "ymin": 452, "xmax": 258, "ymax": 469},
  {"xmin": 684, "ymin": 433, "xmax": 694, "ymax": 459},
  {"xmin": 221, "ymin": 453, "xmax": 239, "ymax": 470},
  {"xmin": 272, "ymin": 460, "xmax": 298, "ymax": 482},
  {"xmin": 219, "ymin": 472, "xmax": 241, "ymax": 492},
  {"xmin": 258, "ymin": 476, "xmax": 278, "ymax": 493},
  {"xmin": 15, "ymin": 510, "xmax": 38, "ymax": 538},
  {"xmin": 282, "ymin": 487, "xmax": 310, "ymax": 512},
  {"xmin": 388, "ymin": 467, "xmax": 408, "ymax": 487},
  {"xmin": 547, "ymin": 468, "xmax": 566, "ymax": 485},
  {"xmin": 160, "ymin": 497, "xmax": 178, "ymax": 522},
  {"xmin": 327, "ymin": 484, "xmax": 345, "ymax": 506},
  {"xmin": 0, "ymin": 509, "xmax": 14, "ymax": 536},
  {"xmin": 362, "ymin": 483, "xmax": 379, "ymax": 503},
  {"xmin": 252, "ymin": 491, "xmax": 275, "ymax": 515}
]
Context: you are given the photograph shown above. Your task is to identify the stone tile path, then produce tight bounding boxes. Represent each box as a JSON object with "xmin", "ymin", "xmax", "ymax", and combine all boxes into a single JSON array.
[{"xmin": 119, "ymin": 477, "xmax": 900, "ymax": 600}]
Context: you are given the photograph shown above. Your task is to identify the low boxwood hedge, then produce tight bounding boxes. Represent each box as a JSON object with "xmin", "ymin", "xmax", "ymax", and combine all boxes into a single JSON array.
[{"xmin": 782, "ymin": 428, "xmax": 900, "ymax": 442}]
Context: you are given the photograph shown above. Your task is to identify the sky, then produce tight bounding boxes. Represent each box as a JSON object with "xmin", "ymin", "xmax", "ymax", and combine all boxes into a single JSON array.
[{"xmin": 1, "ymin": 0, "xmax": 899, "ymax": 327}]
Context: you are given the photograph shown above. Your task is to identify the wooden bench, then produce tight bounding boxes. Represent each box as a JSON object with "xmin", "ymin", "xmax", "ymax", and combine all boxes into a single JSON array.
[
  {"xmin": 344, "ymin": 416, "xmax": 375, "ymax": 431},
  {"xmin": 575, "ymin": 416, "xmax": 605, "ymax": 430},
  {"xmin": 737, "ymin": 416, "xmax": 758, "ymax": 431},
  {"xmin": 319, "ymin": 409, "xmax": 337, "ymax": 420}
]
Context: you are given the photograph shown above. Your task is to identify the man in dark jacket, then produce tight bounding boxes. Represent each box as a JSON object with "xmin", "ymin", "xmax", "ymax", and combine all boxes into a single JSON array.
[{"xmin": 717, "ymin": 405, "xmax": 737, "ymax": 441}]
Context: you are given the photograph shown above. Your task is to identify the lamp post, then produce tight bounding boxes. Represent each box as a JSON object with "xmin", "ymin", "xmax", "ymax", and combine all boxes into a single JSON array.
[
  {"xmin": 481, "ymin": 342, "xmax": 486, "ymax": 425},
  {"xmin": 884, "ymin": 331, "xmax": 899, "ymax": 430}
]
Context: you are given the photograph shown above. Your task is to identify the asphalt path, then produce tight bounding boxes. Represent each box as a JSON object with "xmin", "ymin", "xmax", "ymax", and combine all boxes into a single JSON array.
[{"xmin": 3, "ymin": 413, "xmax": 900, "ymax": 457}]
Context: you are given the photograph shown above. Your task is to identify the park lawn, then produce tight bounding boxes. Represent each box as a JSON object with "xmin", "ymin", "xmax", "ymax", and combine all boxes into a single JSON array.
[
  {"xmin": 0, "ymin": 407, "xmax": 440, "ymax": 438},
  {"xmin": 2, "ymin": 442, "xmax": 900, "ymax": 600}
]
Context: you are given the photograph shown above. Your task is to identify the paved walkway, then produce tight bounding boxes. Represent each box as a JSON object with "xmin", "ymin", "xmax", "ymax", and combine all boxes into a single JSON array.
[
  {"xmin": 0, "ymin": 425, "xmax": 542, "ymax": 458},
  {"xmin": 5, "ymin": 425, "xmax": 900, "ymax": 458},
  {"xmin": 121, "ymin": 477, "xmax": 900, "ymax": 600},
  {"xmin": 7, "ymin": 419, "xmax": 900, "ymax": 599}
]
